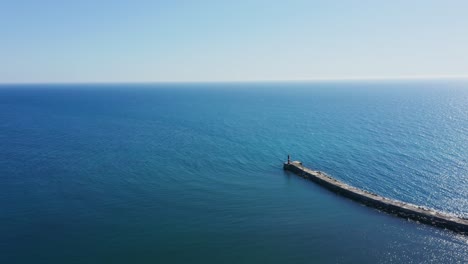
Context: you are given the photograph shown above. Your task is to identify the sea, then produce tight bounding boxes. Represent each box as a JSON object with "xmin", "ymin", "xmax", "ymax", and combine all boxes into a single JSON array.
[{"xmin": 0, "ymin": 80, "xmax": 467, "ymax": 263}]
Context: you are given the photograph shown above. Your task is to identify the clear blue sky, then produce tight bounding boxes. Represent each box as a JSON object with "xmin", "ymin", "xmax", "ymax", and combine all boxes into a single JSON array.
[{"xmin": 1, "ymin": 0, "xmax": 468, "ymax": 83}]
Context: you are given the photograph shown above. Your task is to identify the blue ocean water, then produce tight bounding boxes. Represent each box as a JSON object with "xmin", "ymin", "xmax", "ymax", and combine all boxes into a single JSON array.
[{"xmin": 0, "ymin": 81, "xmax": 467, "ymax": 263}]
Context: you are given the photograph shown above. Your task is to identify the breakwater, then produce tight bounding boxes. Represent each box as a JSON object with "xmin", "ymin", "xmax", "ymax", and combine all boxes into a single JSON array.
[{"xmin": 283, "ymin": 160, "xmax": 468, "ymax": 234}]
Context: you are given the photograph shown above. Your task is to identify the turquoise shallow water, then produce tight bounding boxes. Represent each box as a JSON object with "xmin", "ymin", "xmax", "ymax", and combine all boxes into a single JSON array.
[{"xmin": 0, "ymin": 81, "xmax": 467, "ymax": 263}]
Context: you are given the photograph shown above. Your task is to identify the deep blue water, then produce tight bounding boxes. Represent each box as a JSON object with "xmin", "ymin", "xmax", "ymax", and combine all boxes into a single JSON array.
[{"xmin": 0, "ymin": 81, "xmax": 467, "ymax": 263}]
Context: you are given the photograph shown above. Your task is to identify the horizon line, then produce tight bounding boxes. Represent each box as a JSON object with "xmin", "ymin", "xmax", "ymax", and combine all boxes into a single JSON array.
[{"xmin": 1, "ymin": 75, "xmax": 468, "ymax": 85}]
